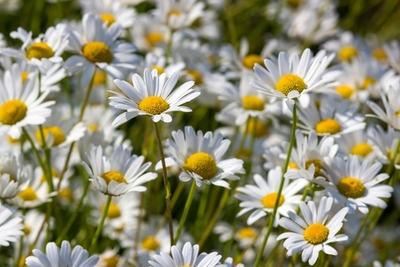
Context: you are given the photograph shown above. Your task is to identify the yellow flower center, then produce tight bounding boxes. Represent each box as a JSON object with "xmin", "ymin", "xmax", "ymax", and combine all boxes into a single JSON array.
[
  {"xmin": 187, "ymin": 69, "xmax": 203, "ymax": 85},
  {"xmin": 242, "ymin": 54, "xmax": 264, "ymax": 69},
  {"xmin": 387, "ymin": 149, "xmax": 400, "ymax": 164},
  {"xmin": 100, "ymin": 13, "xmax": 116, "ymax": 26},
  {"xmin": 351, "ymin": 143, "xmax": 373, "ymax": 157},
  {"xmin": 262, "ymin": 192, "xmax": 285, "ymax": 209},
  {"xmin": 88, "ymin": 124, "xmax": 99, "ymax": 132},
  {"xmin": 141, "ymin": 236, "xmax": 160, "ymax": 251},
  {"xmin": 337, "ymin": 177, "xmax": 365, "ymax": 198},
  {"xmin": 245, "ymin": 118, "xmax": 268, "ymax": 138},
  {"xmin": 168, "ymin": 9, "xmax": 181, "ymax": 18},
  {"xmin": 23, "ymin": 224, "xmax": 31, "ymax": 235},
  {"xmin": 100, "ymin": 170, "xmax": 127, "ymax": 185},
  {"xmin": 26, "ymin": 42, "xmax": 55, "ymax": 60},
  {"xmin": 18, "ymin": 186, "xmax": 38, "ymax": 201},
  {"xmin": 237, "ymin": 227, "xmax": 256, "ymax": 239},
  {"xmin": 303, "ymin": 223, "xmax": 329, "ymax": 244},
  {"xmin": 315, "ymin": 119, "xmax": 341, "ymax": 135},
  {"xmin": 288, "ymin": 162, "xmax": 299, "ymax": 169},
  {"xmin": 335, "ymin": 85, "xmax": 354, "ymax": 99},
  {"xmin": 103, "ymin": 202, "xmax": 121, "ymax": 219},
  {"xmin": 287, "ymin": 0, "xmax": 303, "ymax": 8},
  {"xmin": 146, "ymin": 31, "xmax": 164, "ymax": 46},
  {"xmin": 138, "ymin": 96, "xmax": 170, "ymax": 115},
  {"xmin": 82, "ymin": 41, "xmax": 113, "ymax": 64},
  {"xmin": 372, "ymin": 48, "xmax": 387, "ymax": 61},
  {"xmin": 21, "ymin": 72, "xmax": 29, "ymax": 84},
  {"xmin": 395, "ymin": 110, "xmax": 400, "ymax": 117},
  {"xmin": 7, "ymin": 135, "xmax": 23, "ymax": 144},
  {"xmin": 305, "ymin": 159, "xmax": 324, "ymax": 177},
  {"xmin": 0, "ymin": 100, "xmax": 28, "ymax": 125},
  {"xmin": 360, "ymin": 77, "xmax": 376, "ymax": 90},
  {"xmin": 93, "ymin": 71, "xmax": 107, "ymax": 86},
  {"xmin": 275, "ymin": 74, "xmax": 307, "ymax": 96},
  {"xmin": 242, "ymin": 95, "xmax": 264, "ymax": 111},
  {"xmin": 103, "ymin": 255, "xmax": 120, "ymax": 267},
  {"xmin": 338, "ymin": 46, "xmax": 358, "ymax": 62},
  {"xmin": 152, "ymin": 65, "xmax": 165, "ymax": 74},
  {"xmin": 35, "ymin": 126, "xmax": 66, "ymax": 147},
  {"xmin": 58, "ymin": 188, "xmax": 73, "ymax": 201},
  {"xmin": 183, "ymin": 152, "xmax": 218, "ymax": 180}
]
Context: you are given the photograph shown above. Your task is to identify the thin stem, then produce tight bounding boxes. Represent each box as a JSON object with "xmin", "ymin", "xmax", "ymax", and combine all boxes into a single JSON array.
[
  {"xmin": 152, "ymin": 121, "xmax": 174, "ymax": 246},
  {"xmin": 194, "ymin": 185, "xmax": 210, "ymax": 239},
  {"xmin": 89, "ymin": 195, "xmax": 112, "ymax": 253},
  {"xmin": 254, "ymin": 102, "xmax": 298, "ymax": 267},
  {"xmin": 174, "ymin": 181, "xmax": 197, "ymax": 244},
  {"xmin": 158, "ymin": 181, "xmax": 185, "ymax": 233}
]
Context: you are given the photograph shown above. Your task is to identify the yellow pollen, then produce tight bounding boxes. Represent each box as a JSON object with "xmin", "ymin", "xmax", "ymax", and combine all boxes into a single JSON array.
[
  {"xmin": 338, "ymin": 46, "xmax": 358, "ymax": 62},
  {"xmin": 315, "ymin": 119, "xmax": 341, "ymax": 135},
  {"xmin": 242, "ymin": 54, "xmax": 264, "ymax": 69},
  {"xmin": 100, "ymin": 13, "xmax": 116, "ymax": 26},
  {"xmin": 104, "ymin": 255, "xmax": 120, "ymax": 267},
  {"xmin": 275, "ymin": 74, "xmax": 307, "ymax": 96},
  {"xmin": 0, "ymin": 99, "xmax": 28, "ymax": 125},
  {"xmin": 305, "ymin": 159, "xmax": 324, "ymax": 177},
  {"xmin": 101, "ymin": 170, "xmax": 127, "ymax": 185},
  {"xmin": 360, "ymin": 77, "xmax": 376, "ymax": 90},
  {"xmin": 18, "ymin": 186, "xmax": 38, "ymax": 201},
  {"xmin": 7, "ymin": 135, "xmax": 23, "ymax": 144},
  {"xmin": 245, "ymin": 118, "xmax": 268, "ymax": 138},
  {"xmin": 287, "ymin": 0, "xmax": 303, "ymax": 8},
  {"xmin": 23, "ymin": 224, "xmax": 31, "ymax": 235},
  {"xmin": 146, "ymin": 32, "xmax": 164, "ymax": 46},
  {"xmin": 103, "ymin": 202, "xmax": 121, "ymax": 219},
  {"xmin": 237, "ymin": 227, "xmax": 256, "ymax": 239},
  {"xmin": 93, "ymin": 71, "xmax": 107, "ymax": 86},
  {"xmin": 168, "ymin": 9, "xmax": 181, "ymax": 18},
  {"xmin": 304, "ymin": 223, "xmax": 329, "ymax": 244},
  {"xmin": 351, "ymin": 143, "xmax": 373, "ymax": 157},
  {"xmin": 337, "ymin": 177, "xmax": 365, "ymax": 198},
  {"xmin": 186, "ymin": 69, "xmax": 203, "ymax": 85},
  {"xmin": 58, "ymin": 188, "xmax": 73, "ymax": 201},
  {"xmin": 288, "ymin": 162, "xmax": 299, "ymax": 169},
  {"xmin": 82, "ymin": 41, "xmax": 113, "ymax": 64},
  {"xmin": 35, "ymin": 126, "xmax": 66, "ymax": 147},
  {"xmin": 242, "ymin": 95, "xmax": 264, "ymax": 111},
  {"xmin": 262, "ymin": 192, "xmax": 285, "ymax": 209},
  {"xmin": 138, "ymin": 96, "xmax": 169, "ymax": 115},
  {"xmin": 21, "ymin": 72, "xmax": 29, "ymax": 84},
  {"xmin": 141, "ymin": 236, "xmax": 160, "ymax": 251},
  {"xmin": 183, "ymin": 152, "xmax": 218, "ymax": 180},
  {"xmin": 26, "ymin": 42, "xmax": 55, "ymax": 60},
  {"xmin": 152, "ymin": 65, "xmax": 165, "ymax": 74},
  {"xmin": 335, "ymin": 85, "xmax": 354, "ymax": 99},
  {"xmin": 372, "ymin": 48, "xmax": 387, "ymax": 61},
  {"xmin": 88, "ymin": 124, "xmax": 99, "ymax": 132}
]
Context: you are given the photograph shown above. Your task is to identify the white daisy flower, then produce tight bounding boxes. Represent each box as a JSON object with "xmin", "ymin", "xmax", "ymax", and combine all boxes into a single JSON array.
[
  {"xmin": 64, "ymin": 13, "xmax": 140, "ymax": 88},
  {"xmin": 0, "ymin": 151, "xmax": 30, "ymax": 199},
  {"xmin": 138, "ymin": 52, "xmax": 185, "ymax": 78},
  {"xmin": 0, "ymin": 203, "xmax": 24, "ymax": 247},
  {"xmin": 252, "ymin": 48, "xmax": 337, "ymax": 101},
  {"xmin": 82, "ymin": 144, "xmax": 157, "ymax": 196},
  {"xmin": 109, "ymin": 68, "xmax": 199, "ymax": 125},
  {"xmin": 335, "ymin": 128, "xmax": 377, "ymax": 161},
  {"xmin": 277, "ymin": 197, "xmax": 349, "ymax": 265},
  {"xmin": 25, "ymin": 240, "xmax": 99, "ymax": 267},
  {"xmin": 148, "ymin": 241, "xmax": 222, "ymax": 267},
  {"xmin": 157, "ymin": 126, "xmax": 245, "ymax": 188},
  {"xmin": 235, "ymin": 167, "xmax": 307, "ymax": 226},
  {"xmin": 320, "ymin": 155, "xmax": 393, "ymax": 214},
  {"xmin": 217, "ymin": 257, "xmax": 244, "ymax": 267},
  {"xmin": 384, "ymin": 40, "xmax": 400, "ymax": 73},
  {"xmin": 368, "ymin": 125, "xmax": 400, "ymax": 169},
  {"xmin": 0, "ymin": 68, "xmax": 54, "ymax": 139},
  {"xmin": 322, "ymin": 31, "xmax": 367, "ymax": 62}
]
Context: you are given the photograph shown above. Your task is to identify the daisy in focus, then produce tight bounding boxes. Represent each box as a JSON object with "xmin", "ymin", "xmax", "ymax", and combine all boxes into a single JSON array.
[
  {"xmin": 235, "ymin": 167, "xmax": 307, "ymax": 226},
  {"xmin": 109, "ymin": 68, "xmax": 199, "ymax": 125},
  {"xmin": 82, "ymin": 144, "xmax": 157, "ymax": 196},
  {"xmin": 25, "ymin": 240, "xmax": 99, "ymax": 267},
  {"xmin": 0, "ymin": 203, "xmax": 24, "ymax": 247},
  {"xmin": 252, "ymin": 48, "xmax": 337, "ymax": 101},
  {"xmin": 320, "ymin": 155, "xmax": 393, "ymax": 214},
  {"xmin": 277, "ymin": 197, "xmax": 349, "ymax": 265},
  {"xmin": 158, "ymin": 126, "xmax": 245, "ymax": 188}
]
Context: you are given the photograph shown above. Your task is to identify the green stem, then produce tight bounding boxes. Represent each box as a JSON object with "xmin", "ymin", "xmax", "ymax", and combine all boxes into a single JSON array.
[
  {"xmin": 254, "ymin": 102, "xmax": 298, "ymax": 267},
  {"xmin": 174, "ymin": 181, "xmax": 197, "ymax": 244},
  {"xmin": 14, "ymin": 209, "xmax": 26, "ymax": 267},
  {"xmin": 89, "ymin": 195, "xmax": 112, "ymax": 253},
  {"xmin": 153, "ymin": 121, "xmax": 174, "ymax": 246},
  {"xmin": 194, "ymin": 185, "xmax": 210, "ymax": 239},
  {"xmin": 242, "ymin": 116, "xmax": 259, "ymax": 185}
]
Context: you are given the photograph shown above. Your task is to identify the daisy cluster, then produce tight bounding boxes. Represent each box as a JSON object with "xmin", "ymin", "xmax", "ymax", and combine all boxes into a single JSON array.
[{"xmin": 0, "ymin": 0, "xmax": 399, "ymax": 266}]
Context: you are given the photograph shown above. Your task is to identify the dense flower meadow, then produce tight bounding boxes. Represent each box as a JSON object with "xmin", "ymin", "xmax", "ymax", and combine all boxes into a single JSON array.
[{"xmin": 0, "ymin": 0, "xmax": 400, "ymax": 266}]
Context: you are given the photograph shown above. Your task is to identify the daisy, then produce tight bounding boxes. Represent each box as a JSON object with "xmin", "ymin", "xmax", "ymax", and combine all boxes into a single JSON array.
[
  {"xmin": 322, "ymin": 31, "xmax": 367, "ymax": 62},
  {"xmin": 277, "ymin": 197, "xmax": 349, "ymax": 265},
  {"xmin": 148, "ymin": 241, "xmax": 222, "ymax": 267},
  {"xmin": 0, "ymin": 203, "xmax": 24, "ymax": 247},
  {"xmin": 320, "ymin": 155, "xmax": 393, "ymax": 214},
  {"xmin": 82, "ymin": 144, "xmax": 157, "ymax": 196},
  {"xmin": 368, "ymin": 125, "xmax": 400, "ymax": 168},
  {"xmin": 0, "ymin": 68, "xmax": 54, "ymax": 139},
  {"xmin": 109, "ymin": 68, "xmax": 199, "ymax": 125},
  {"xmin": 252, "ymin": 48, "xmax": 337, "ymax": 101},
  {"xmin": 25, "ymin": 240, "xmax": 99, "ymax": 267},
  {"xmin": 0, "ymin": 151, "xmax": 30, "ymax": 199},
  {"xmin": 335, "ymin": 128, "xmax": 377, "ymax": 161},
  {"xmin": 157, "ymin": 126, "xmax": 245, "ymax": 188},
  {"xmin": 384, "ymin": 40, "xmax": 400, "ymax": 73},
  {"xmin": 235, "ymin": 167, "xmax": 307, "ymax": 226},
  {"xmin": 64, "ymin": 13, "xmax": 140, "ymax": 88},
  {"xmin": 217, "ymin": 257, "xmax": 245, "ymax": 267}
]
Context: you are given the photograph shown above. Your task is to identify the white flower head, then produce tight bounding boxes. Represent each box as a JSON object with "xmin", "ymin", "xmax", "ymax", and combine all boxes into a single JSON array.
[
  {"xmin": 0, "ymin": 151, "xmax": 30, "ymax": 199},
  {"xmin": 0, "ymin": 203, "xmax": 24, "ymax": 247},
  {"xmin": 109, "ymin": 68, "xmax": 199, "ymax": 125}
]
